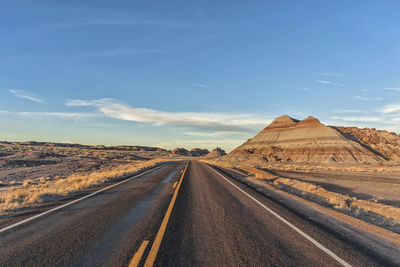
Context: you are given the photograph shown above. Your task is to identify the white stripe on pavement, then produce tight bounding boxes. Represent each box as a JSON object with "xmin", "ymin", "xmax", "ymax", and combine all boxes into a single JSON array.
[
  {"xmin": 207, "ymin": 165, "xmax": 352, "ymax": 267},
  {"xmin": 0, "ymin": 164, "xmax": 166, "ymax": 234}
]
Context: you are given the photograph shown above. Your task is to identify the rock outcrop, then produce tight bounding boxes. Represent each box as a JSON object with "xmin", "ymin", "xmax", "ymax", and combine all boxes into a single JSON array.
[
  {"xmin": 225, "ymin": 115, "xmax": 386, "ymax": 164},
  {"xmin": 204, "ymin": 147, "xmax": 226, "ymax": 158},
  {"xmin": 171, "ymin": 148, "xmax": 191, "ymax": 156},
  {"xmin": 190, "ymin": 148, "xmax": 209, "ymax": 157},
  {"xmin": 334, "ymin": 126, "xmax": 400, "ymax": 161}
]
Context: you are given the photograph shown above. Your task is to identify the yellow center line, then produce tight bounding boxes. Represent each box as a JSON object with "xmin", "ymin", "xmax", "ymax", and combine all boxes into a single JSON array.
[
  {"xmin": 172, "ymin": 181, "xmax": 178, "ymax": 188},
  {"xmin": 144, "ymin": 161, "xmax": 189, "ymax": 267},
  {"xmin": 128, "ymin": 240, "xmax": 149, "ymax": 267}
]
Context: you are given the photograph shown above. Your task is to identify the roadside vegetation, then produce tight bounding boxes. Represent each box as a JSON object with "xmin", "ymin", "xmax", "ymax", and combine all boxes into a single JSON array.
[
  {"xmin": 202, "ymin": 159, "xmax": 400, "ymax": 231},
  {"xmin": 272, "ymin": 177, "xmax": 400, "ymax": 227},
  {"xmin": 0, "ymin": 158, "xmax": 167, "ymax": 213}
]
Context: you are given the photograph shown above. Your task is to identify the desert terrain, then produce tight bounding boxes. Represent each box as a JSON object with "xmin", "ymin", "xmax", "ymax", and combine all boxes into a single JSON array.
[
  {"xmin": 2, "ymin": 115, "xmax": 400, "ymax": 231},
  {"xmin": 2, "ymin": 115, "xmax": 400, "ymax": 266},
  {"xmin": 204, "ymin": 115, "xmax": 400, "ymax": 233},
  {"xmin": 0, "ymin": 141, "xmax": 225, "ymax": 215}
]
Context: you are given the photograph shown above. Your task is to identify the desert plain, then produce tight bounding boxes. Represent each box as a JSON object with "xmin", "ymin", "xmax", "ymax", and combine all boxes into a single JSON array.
[{"xmin": 2, "ymin": 115, "xmax": 400, "ymax": 235}]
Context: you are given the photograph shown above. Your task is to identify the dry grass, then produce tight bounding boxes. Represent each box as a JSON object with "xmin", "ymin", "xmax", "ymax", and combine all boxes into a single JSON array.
[
  {"xmin": 242, "ymin": 167, "xmax": 278, "ymax": 181},
  {"xmin": 273, "ymin": 177, "xmax": 400, "ymax": 226},
  {"xmin": 270, "ymin": 163, "xmax": 400, "ymax": 174},
  {"xmin": 0, "ymin": 158, "xmax": 168, "ymax": 213}
]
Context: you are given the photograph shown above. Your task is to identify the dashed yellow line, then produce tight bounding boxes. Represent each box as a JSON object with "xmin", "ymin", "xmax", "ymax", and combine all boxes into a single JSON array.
[
  {"xmin": 144, "ymin": 161, "xmax": 189, "ymax": 267},
  {"xmin": 128, "ymin": 240, "xmax": 149, "ymax": 267},
  {"xmin": 172, "ymin": 181, "xmax": 178, "ymax": 188}
]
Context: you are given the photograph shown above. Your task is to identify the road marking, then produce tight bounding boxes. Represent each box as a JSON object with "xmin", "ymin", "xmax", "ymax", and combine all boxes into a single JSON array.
[
  {"xmin": 144, "ymin": 162, "xmax": 189, "ymax": 267},
  {"xmin": 207, "ymin": 165, "xmax": 352, "ymax": 267},
  {"xmin": 129, "ymin": 240, "xmax": 149, "ymax": 267},
  {"xmin": 172, "ymin": 181, "xmax": 178, "ymax": 188},
  {"xmin": 0, "ymin": 164, "xmax": 167, "ymax": 234}
]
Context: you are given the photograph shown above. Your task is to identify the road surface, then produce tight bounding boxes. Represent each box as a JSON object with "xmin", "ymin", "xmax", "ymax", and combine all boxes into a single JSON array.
[{"xmin": 0, "ymin": 160, "xmax": 399, "ymax": 266}]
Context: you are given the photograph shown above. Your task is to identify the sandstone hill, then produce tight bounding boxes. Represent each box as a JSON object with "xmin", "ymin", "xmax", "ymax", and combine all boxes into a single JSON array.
[
  {"xmin": 225, "ymin": 115, "xmax": 386, "ymax": 164},
  {"xmin": 204, "ymin": 147, "xmax": 226, "ymax": 158},
  {"xmin": 171, "ymin": 148, "xmax": 191, "ymax": 156},
  {"xmin": 333, "ymin": 127, "xmax": 400, "ymax": 161},
  {"xmin": 190, "ymin": 148, "xmax": 209, "ymax": 157}
]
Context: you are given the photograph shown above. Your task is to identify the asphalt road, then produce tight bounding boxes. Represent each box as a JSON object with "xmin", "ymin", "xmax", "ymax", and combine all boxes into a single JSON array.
[
  {"xmin": 0, "ymin": 161, "xmax": 185, "ymax": 267},
  {"xmin": 1, "ymin": 160, "xmax": 399, "ymax": 266}
]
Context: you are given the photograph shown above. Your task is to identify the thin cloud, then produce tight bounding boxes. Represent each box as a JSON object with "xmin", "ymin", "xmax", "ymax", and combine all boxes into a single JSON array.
[
  {"xmin": 385, "ymin": 87, "xmax": 400, "ymax": 91},
  {"xmin": 9, "ymin": 90, "xmax": 43, "ymax": 103},
  {"xmin": 0, "ymin": 110, "xmax": 98, "ymax": 121},
  {"xmin": 190, "ymin": 83, "xmax": 208, "ymax": 87},
  {"xmin": 331, "ymin": 116, "xmax": 383, "ymax": 123},
  {"xmin": 320, "ymin": 72, "xmax": 343, "ymax": 77},
  {"xmin": 354, "ymin": 96, "xmax": 382, "ymax": 101},
  {"xmin": 45, "ymin": 18, "xmax": 212, "ymax": 31},
  {"xmin": 18, "ymin": 112, "xmax": 98, "ymax": 121},
  {"xmin": 78, "ymin": 48, "xmax": 171, "ymax": 57},
  {"xmin": 354, "ymin": 95, "xmax": 369, "ymax": 101},
  {"xmin": 66, "ymin": 98, "xmax": 269, "ymax": 133},
  {"xmin": 380, "ymin": 103, "xmax": 400, "ymax": 114},
  {"xmin": 182, "ymin": 131, "xmax": 245, "ymax": 137},
  {"xmin": 329, "ymin": 102, "xmax": 400, "ymax": 131},
  {"xmin": 315, "ymin": 79, "xmax": 331, "ymax": 84},
  {"xmin": 333, "ymin": 109, "xmax": 363, "ymax": 114},
  {"xmin": 315, "ymin": 80, "xmax": 344, "ymax": 87},
  {"xmin": 297, "ymin": 87, "xmax": 311, "ymax": 91}
]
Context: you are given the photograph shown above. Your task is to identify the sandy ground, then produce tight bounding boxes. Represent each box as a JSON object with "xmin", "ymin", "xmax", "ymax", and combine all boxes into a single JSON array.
[
  {"xmin": 0, "ymin": 142, "xmax": 170, "ymax": 186},
  {"xmin": 217, "ymin": 165, "xmax": 400, "ymax": 247},
  {"xmin": 268, "ymin": 168, "xmax": 400, "ymax": 207}
]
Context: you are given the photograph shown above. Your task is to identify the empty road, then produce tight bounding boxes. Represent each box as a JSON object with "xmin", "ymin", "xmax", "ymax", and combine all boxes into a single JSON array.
[{"xmin": 0, "ymin": 160, "xmax": 399, "ymax": 266}]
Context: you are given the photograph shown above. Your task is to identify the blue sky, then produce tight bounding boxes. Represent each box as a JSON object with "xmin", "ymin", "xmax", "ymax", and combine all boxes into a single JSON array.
[{"xmin": 1, "ymin": 1, "xmax": 400, "ymax": 151}]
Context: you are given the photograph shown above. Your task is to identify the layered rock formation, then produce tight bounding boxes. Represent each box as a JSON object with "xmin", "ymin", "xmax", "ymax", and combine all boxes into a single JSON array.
[
  {"xmin": 334, "ymin": 127, "xmax": 400, "ymax": 161},
  {"xmin": 225, "ymin": 115, "xmax": 385, "ymax": 164},
  {"xmin": 204, "ymin": 147, "xmax": 226, "ymax": 158},
  {"xmin": 190, "ymin": 148, "xmax": 209, "ymax": 157},
  {"xmin": 171, "ymin": 148, "xmax": 191, "ymax": 156}
]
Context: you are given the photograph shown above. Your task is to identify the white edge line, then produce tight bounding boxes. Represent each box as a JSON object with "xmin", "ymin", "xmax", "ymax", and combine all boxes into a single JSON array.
[
  {"xmin": 0, "ymin": 164, "xmax": 167, "ymax": 234},
  {"xmin": 207, "ymin": 164, "xmax": 352, "ymax": 267}
]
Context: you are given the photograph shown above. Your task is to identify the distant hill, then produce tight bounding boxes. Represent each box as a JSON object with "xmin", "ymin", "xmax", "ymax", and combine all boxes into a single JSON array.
[
  {"xmin": 0, "ymin": 141, "xmax": 167, "ymax": 152},
  {"xmin": 224, "ymin": 115, "xmax": 387, "ymax": 164},
  {"xmin": 204, "ymin": 147, "xmax": 226, "ymax": 158}
]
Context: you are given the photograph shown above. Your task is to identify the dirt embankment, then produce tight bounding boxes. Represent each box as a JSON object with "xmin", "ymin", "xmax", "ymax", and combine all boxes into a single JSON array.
[{"xmin": 233, "ymin": 165, "xmax": 400, "ymax": 233}]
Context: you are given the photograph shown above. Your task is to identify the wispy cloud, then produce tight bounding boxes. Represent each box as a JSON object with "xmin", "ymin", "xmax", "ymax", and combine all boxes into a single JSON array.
[
  {"xmin": 78, "ymin": 48, "xmax": 170, "ymax": 57},
  {"xmin": 296, "ymin": 87, "xmax": 311, "ymax": 91},
  {"xmin": 315, "ymin": 79, "xmax": 331, "ymax": 84},
  {"xmin": 45, "ymin": 18, "xmax": 211, "ymax": 30},
  {"xmin": 333, "ymin": 109, "xmax": 363, "ymax": 114},
  {"xmin": 354, "ymin": 95, "xmax": 369, "ymax": 101},
  {"xmin": 9, "ymin": 90, "xmax": 43, "ymax": 103},
  {"xmin": 380, "ymin": 103, "xmax": 400, "ymax": 114},
  {"xmin": 66, "ymin": 98, "xmax": 269, "ymax": 133},
  {"xmin": 315, "ymin": 80, "xmax": 344, "ymax": 87},
  {"xmin": 331, "ymin": 116, "xmax": 383, "ymax": 123},
  {"xmin": 189, "ymin": 83, "xmax": 208, "ymax": 87},
  {"xmin": 329, "ymin": 101, "xmax": 400, "ymax": 131},
  {"xmin": 18, "ymin": 112, "xmax": 98, "ymax": 121},
  {"xmin": 182, "ymin": 131, "xmax": 244, "ymax": 137},
  {"xmin": 385, "ymin": 87, "xmax": 400, "ymax": 91},
  {"xmin": 320, "ymin": 72, "xmax": 343, "ymax": 77},
  {"xmin": 354, "ymin": 96, "xmax": 383, "ymax": 101},
  {"xmin": 0, "ymin": 110, "xmax": 98, "ymax": 121}
]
